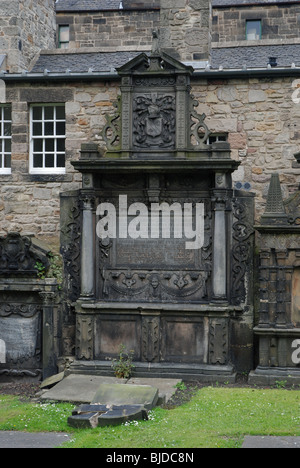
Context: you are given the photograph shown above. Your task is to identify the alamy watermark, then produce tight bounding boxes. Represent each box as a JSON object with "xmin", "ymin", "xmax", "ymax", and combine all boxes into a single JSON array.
[
  {"xmin": 292, "ymin": 339, "xmax": 300, "ymax": 365},
  {"xmin": 96, "ymin": 195, "xmax": 205, "ymax": 250}
]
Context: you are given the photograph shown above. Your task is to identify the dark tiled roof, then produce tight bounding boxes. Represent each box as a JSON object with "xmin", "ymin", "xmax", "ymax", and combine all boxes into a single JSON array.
[
  {"xmin": 211, "ymin": 44, "xmax": 300, "ymax": 69},
  {"xmin": 55, "ymin": 0, "xmax": 160, "ymax": 12},
  {"xmin": 31, "ymin": 44, "xmax": 300, "ymax": 74},
  {"xmin": 31, "ymin": 51, "xmax": 143, "ymax": 73},
  {"xmin": 212, "ymin": 0, "xmax": 300, "ymax": 6}
]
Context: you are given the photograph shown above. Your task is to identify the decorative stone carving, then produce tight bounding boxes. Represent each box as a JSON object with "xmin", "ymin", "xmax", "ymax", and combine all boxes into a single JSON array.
[
  {"xmin": 133, "ymin": 94, "xmax": 176, "ymax": 149},
  {"xmin": 0, "ymin": 233, "xmax": 49, "ymax": 276}
]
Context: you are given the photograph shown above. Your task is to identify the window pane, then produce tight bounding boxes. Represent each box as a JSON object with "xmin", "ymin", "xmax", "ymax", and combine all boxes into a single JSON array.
[
  {"xmin": 56, "ymin": 121, "xmax": 65, "ymax": 135},
  {"xmin": 45, "ymin": 139, "xmax": 54, "ymax": 152},
  {"xmin": 56, "ymin": 106, "xmax": 65, "ymax": 120},
  {"xmin": 45, "ymin": 122, "xmax": 54, "ymax": 136},
  {"xmin": 33, "ymin": 139, "xmax": 43, "ymax": 152},
  {"xmin": 33, "ymin": 122, "xmax": 42, "ymax": 136},
  {"xmin": 59, "ymin": 26, "xmax": 70, "ymax": 43},
  {"xmin": 57, "ymin": 153, "xmax": 65, "ymax": 168},
  {"xmin": 57, "ymin": 138, "xmax": 65, "ymax": 152},
  {"xmin": 4, "ymin": 154, "xmax": 11, "ymax": 168},
  {"xmin": 4, "ymin": 139, "xmax": 11, "ymax": 153},
  {"xmin": 3, "ymin": 106, "xmax": 11, "ymax": 121},
  {"xmin": 32, "ymin": 107, "xmax": 42, "ymax": 121},
  {"xmin": 44, "ymin": 106, "xmax": 54, "ymax": 120},
  {"xmin": 33, "ymin": 154, "xmax": 43, "ymax": 168},
  {"xmin": 4, "ymin": 123, "xmax": 11, "ymax": 137},
  {"xmin": 45, "ymin": 154, "xmax": 54, "ymax": 168},
  {"xmin": 246, "ymin": 20, "xmax": 261, "ymax": 40}
]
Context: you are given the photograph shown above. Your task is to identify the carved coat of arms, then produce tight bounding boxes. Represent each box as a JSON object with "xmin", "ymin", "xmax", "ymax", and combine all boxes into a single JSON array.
[{"xmin": 133, "ymin": 93, "xmax": 176, "ymax": 149}]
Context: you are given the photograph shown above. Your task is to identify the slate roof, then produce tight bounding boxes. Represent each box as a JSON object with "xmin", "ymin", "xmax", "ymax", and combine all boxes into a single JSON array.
[
  {"xmin": 31, "ymin": 51, "xmax": 143, "ymax": 73},
  {"xmin": 212, "ymin": 0, "xmax": 300, "ymax": 5},
  {"xmin": 211, "ymin": 44, "xmax": 300, "ymax": 68},
  {"xmin": 31, "ymin": 42, "xmax": 300, "ymax": 74},
  {"xmin": 55, "ymin": 0, "xmax": 160, "ymax": 12}
]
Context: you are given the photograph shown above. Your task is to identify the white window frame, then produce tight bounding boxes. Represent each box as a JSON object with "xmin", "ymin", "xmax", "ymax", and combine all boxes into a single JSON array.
[
  {"xmin": 206, "ymin": 134, "xmax": 228, "ymax": 145},
  {"xmin": 30, "ymin": 104, "xmax": 66, "ymax": 175},
  {"xmin": 0, "ymin": 104, "xmax": 12, "ymax": 175}
]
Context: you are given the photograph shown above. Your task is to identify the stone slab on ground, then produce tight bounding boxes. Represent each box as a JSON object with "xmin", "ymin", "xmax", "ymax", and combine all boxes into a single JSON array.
[
  {"xmin": 0, "ymin": 431, "xmax": 70, "ymax": 449},
  {"xmin": 242, "ymin": 436, "xmax": 300, "ymax": 448},
  {"xmin": 68, "ymin": 402, "xmax": 149, "ymax": 428},
  {"xmin": 91, "ymin": 383, "xmax": 159, "ymax": 410},
  {"xmin": 40, "ymin": 375, "xmax": 126, "ymax": 403},
  {"xmin": 41, "ymin": 374, "xmax": 181, "ymax": 405},
  {"xmin": 127, "ymin": 377, "xmax": 181, "ymax": 405}
]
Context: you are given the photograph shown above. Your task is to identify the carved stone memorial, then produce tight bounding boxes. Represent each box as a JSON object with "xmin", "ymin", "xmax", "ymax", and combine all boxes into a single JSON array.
[
  {"xmin": 0, "ymin": 233, "xmax": 58, "ymax": 381},
  {"xmin": 249, "ymin": 173, "xmax": 300, "ymax": 385},
  {"xmin": 62, "ymin": 48, "xmax": 255, "ymax": 381}
]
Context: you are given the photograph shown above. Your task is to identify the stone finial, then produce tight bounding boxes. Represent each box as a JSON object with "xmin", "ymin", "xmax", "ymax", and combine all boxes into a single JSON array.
[
  {"xmin": 151, "ymin": 30, "xmax": 160, "ymax": 55},
  {"xmin": 260, "ymin": 173, "xmax": 288, "ymax": 225}
]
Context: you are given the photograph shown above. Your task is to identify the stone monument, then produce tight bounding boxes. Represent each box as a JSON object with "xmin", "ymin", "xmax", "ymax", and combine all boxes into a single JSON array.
[
  {"xmin": 249, "ymin": 173, "xmax": 300, "ymax": 385},
  {"xmin": 61, "ymin": 47, "xmax": 255, "ymax": 381}
]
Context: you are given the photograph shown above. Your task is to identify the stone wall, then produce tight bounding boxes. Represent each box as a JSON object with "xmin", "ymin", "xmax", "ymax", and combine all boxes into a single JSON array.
[
  {"xmin": 1, "ymin": 74, "xmax": 300, "ymax": 244},
  {"xmin": 160, "ymin": 0, "xmax": 211, "ymax": 61},
  {"xmin": 56, "ymin": 9, "xmax": 160, "ymax": 51},
  {"xmin": 0, "ymin": 0, "xmax": 56, "ymax": 73},
  {"xmin": 191, "ymin": 75, "xmax": 300, "ymax": 220},
  {"xmin": 212, "ymin": 4, "xmax": 300, "ymax": 43},
  {"xmin": 0, "ymin": 80, "xmax": 119, "ymax": 246}
]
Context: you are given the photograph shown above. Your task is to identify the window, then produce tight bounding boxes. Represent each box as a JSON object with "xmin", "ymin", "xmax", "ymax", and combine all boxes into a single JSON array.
[
  {"xmin": 246, "ymin": 20, "xmax": 261, "ymax": 40},
  {"xmin": 58, "ymin": 25, "xmax": 70, "ymax": 49},
  {"xmin": 0, "ymin": 105, "xmax": 11, "ymax": 175},
  {"xmin": 206, "ymin": 134, "xmax": 227, "ymax": 145},
  {"xmin": 30, "ymin": 104, "xmax": 66, "ymax": 174}
]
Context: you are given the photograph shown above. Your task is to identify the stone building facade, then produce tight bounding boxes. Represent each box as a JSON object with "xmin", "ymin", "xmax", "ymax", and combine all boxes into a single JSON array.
[{"xmin": 0, "ymin": 0, "xmax": 299, "ymax": 383}]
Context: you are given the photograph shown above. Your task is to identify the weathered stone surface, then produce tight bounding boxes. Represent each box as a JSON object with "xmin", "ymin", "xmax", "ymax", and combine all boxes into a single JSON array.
[
  {"xmin": 91, "ymin": 384, "xmax": 159, "ymax": 410},
  {"xmin": 98, "ymin": 405, "xmax": 148, "ymax": 426},
  {"xmin": 68, "ymin": 403, "xmax": 148, "ymax": 428},
  {"xmin": 68, "ymin": 412, "xmax": 100, "ymax": 429}
]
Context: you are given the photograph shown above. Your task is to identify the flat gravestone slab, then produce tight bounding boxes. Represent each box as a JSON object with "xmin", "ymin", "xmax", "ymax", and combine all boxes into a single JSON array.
[
  {"xmin": 91, "ymin": 383, "xmax": 159, "ymax": 410},
  {"xmin": 68, "ymin": 403, "xmax": 148, "ymax": 428},
  {"xmin": 41, "ymin": 375, "xmax": 126, "ymax": 403},
  {"xmin": 68, "ymin": 413, "xmax": 100, "ymax": 429},
  {"xmin": 98, "ymin": 405, "xmax": 148, "ymax": 427}
]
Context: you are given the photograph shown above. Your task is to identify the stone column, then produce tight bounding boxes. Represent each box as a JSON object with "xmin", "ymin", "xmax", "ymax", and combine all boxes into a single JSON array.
[
  {"xmin": 40, "ymin": 285, "xmax": 57, "ymax": 379},
  {"xmin": 212, "ymin": 173, "xmax": 229, "ymax": 301},
  {"xmin": 80, "ymin": 192, "xmax": 95, "ymax": 299},
  {"xmin": 212, "ymin": 196, "xmax": 227, "ymax": 300}
]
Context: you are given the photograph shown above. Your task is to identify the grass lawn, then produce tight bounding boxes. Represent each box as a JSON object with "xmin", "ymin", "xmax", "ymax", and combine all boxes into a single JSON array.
[{"xmin": 0, "ymin": 386, "xmax": 299, "ymax": 448}]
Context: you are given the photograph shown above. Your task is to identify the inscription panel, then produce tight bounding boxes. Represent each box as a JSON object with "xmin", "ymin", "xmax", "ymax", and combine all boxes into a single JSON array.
[
  {"xmin": 0, "ymin": 314, "xmax": 41, "ymax": 367},
  {"xmin": 96, "ymin": 186, "xmax": 212, "ymax": 303},
  {"xmin": 115, "ymin": 239, "xmax": 198, "ymax": 270}
]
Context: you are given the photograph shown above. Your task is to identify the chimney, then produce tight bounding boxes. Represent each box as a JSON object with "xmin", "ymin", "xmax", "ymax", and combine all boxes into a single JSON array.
[
  {"xmin": 0, "ymin": 0, "xmax": 56, "ymax": 73},
  {"xmin": 159, "ymin": 0, "xmax": 211, "ymax": 62}
]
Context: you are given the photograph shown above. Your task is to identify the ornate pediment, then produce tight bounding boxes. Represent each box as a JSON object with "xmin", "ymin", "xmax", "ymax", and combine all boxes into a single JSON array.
[
  {"xmin": 102, "ymin": 44, "xmax": 212, "ymax": 157},
  {"xmin": 116, "ymin": 51, "xmax": 194, "ymax": 76}
]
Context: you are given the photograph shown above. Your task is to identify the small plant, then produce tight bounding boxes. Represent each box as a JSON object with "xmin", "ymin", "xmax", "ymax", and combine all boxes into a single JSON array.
[
  {"xmin": 175, "ymin": 382, "xmax": 187, "ymax": 392},
  {"xmin": 35, "ymin": 261, "xmax": 46, "ymax": 279},
  {"xmin": 111, "ymin": 344, "xmax": 135, "ymax": 379},
  {"xmin": 35, "ymin": 252, "xmax": 63, "ymax": 290},
  {"xmin": 275, "ymin": 380, "xmax": 287, "ymax": 389}
]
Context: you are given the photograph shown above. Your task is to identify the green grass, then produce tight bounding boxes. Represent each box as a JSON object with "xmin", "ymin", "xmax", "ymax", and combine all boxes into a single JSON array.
[{"xmin": 0, "ymin": 387, "xmax": 299, "ymax": 448}]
